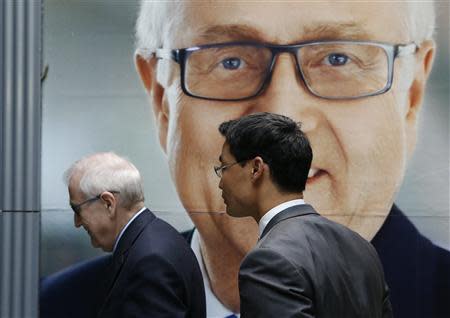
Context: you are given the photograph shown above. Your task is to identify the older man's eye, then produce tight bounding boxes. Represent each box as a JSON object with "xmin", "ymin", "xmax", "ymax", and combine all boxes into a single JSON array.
[
  {"xmin": 221, "ymin": 57, "xmax": 244, "ymax": 70},
  {"xmin": 326, "ymin": 53, "xmax": 349, "ymax": 66}
]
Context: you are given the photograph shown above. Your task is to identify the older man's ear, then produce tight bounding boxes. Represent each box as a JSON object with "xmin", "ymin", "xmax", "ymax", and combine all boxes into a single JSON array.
[
  {"xmin": 100, "ymin": 191, "xmax": 117, "ymax": 218},
  {"xmin": 404, "ymin": 39, "xmax": 436, "ymax": 159},
  {"xmin": 407, "ymin": 40, "xmax": 436, "ymax": 120},
  {"xmin": 135, "ymin": 54, "xmax": 169, "ymax": 153}
]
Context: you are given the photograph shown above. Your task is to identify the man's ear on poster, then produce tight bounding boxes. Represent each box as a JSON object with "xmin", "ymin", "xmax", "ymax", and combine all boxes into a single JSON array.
[
  {"xmin": 135, "ymin": 52, "xmax": 170, "ymax": 152},
  {"xmin": 406, "ymin": 40, "xmax": 436, "ymax": 120},
  {"xmin": 404, "ymin": 39, "xmax": 436, "ymax": 159}
]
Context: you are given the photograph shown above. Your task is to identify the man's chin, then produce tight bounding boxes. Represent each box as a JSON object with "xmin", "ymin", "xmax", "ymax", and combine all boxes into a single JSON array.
[{"xmin": 225, "ymin": 207, "xmax": 247, "ymax": 219}]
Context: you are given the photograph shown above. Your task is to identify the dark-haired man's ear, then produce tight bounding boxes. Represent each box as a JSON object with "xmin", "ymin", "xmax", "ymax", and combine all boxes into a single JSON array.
[
  {"xmin": 135, "ymin": 53, "xmax": 169, "ymax": 153},
  {"xmin": 251, "ymin": 157, "xmax": 265, "ymax": 179}
]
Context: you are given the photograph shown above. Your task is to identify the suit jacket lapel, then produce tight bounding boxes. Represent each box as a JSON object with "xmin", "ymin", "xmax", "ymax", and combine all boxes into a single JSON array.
[
  {"xmin": 99, "ymin": 209, "xmax": 156, "ymax": 312},
  {"xmin": 260, "ymin": 204, "xmax": 318, "ymax": 239}
]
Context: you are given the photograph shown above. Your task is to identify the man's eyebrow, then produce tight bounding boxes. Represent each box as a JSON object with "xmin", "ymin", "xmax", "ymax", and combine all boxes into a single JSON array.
[
  {"xmin": 302, "ymin": 22, "xmax": 372, "ymax": 41},
  {"xmin": 196, "ymin": 24, "xmax": 267, "ymax": 43},
  {"xmin": 195, "ymin": 22, "xmax": 372, "ymax": 44}
]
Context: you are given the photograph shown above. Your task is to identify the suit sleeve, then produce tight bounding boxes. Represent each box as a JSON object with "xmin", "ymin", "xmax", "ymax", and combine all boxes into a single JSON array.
[
  {"xmin": 239, "ymin": 247, "xmax": 315, "ymax": 318},
  {"xmin": 40, "ymin": 255, "xmax": 110, "ymax": 318},
  {"xmin": 122, "ymin": 254, "xmax": 189, "ymax": 318}
]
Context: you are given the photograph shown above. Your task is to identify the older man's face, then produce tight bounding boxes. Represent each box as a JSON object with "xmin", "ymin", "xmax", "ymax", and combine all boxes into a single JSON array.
[
  {"xmin": 68, "ymin": 176, "xmax": 115, "ymax": 252},
  {"xmin": 137, "ymin": 1, "xmax": 434, "ymax": 250}
]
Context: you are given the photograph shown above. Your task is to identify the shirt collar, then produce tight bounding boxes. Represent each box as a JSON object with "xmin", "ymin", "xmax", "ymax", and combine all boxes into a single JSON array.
[
  {"xmin": 258, "ymin": 199, "xmax": 305, "ymax": 236},
  {"xmin": 191, "ymin": 230, "xmax": 240, "ymax": 318},
  {"xmin": 112, "ymin": 206, "xmax": 147, "ymax": 253}
]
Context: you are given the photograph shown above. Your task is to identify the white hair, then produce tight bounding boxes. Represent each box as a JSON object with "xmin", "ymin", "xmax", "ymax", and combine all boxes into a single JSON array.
[
  {"xmin": 135, "ymin": 1, "xmax": 436, "ymax": 50},
  {"xmin": 406, "ymin": 2, "xmax": 436, "ymax": 43},
  {"xmin": 64, "ymin": 152, "xmax": 145, "ymax": 209},
  {"xmin": 135, "ymin": 1, "xmax": 184, "ymax": 50}
]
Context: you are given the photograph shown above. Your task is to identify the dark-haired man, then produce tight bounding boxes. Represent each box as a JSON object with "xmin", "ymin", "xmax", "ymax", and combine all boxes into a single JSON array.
[{"xmin": 216, "ymin": 112, "xmax": 392, "ymax": 318}]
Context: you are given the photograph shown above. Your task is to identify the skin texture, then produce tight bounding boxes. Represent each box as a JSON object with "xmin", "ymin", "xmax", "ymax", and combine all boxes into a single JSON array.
[{"xmin": 136, "ymin": 1, "xmax": 435, "ymax": 312}]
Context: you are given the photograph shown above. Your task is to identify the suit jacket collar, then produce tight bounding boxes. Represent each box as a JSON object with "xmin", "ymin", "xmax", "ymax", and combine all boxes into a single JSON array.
[
  {"xmin": 113, "ymin": 208, "xmax": 155, "ymax": 260},
  {"xmin": 260, "ymin": 204, "xmax": 318, "ymax": 239},
  {"xmin": 104, "ymin": 209, "xmax": 156, "ymax": 294}
]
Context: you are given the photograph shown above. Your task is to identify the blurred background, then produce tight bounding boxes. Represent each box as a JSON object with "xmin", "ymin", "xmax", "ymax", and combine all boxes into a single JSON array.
[{"xmin": 41, "ymin": 0, "xmax": 449, "ymax": 276}]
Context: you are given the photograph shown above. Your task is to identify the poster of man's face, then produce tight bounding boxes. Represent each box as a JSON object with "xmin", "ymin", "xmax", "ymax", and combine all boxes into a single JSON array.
[
  {"xmin": 136, "ymin": 1, "xmax": 433, "ymax": 242},
  {"xmin": 41, "ymin": 0, "xmax": 449, "ymax": 316}
]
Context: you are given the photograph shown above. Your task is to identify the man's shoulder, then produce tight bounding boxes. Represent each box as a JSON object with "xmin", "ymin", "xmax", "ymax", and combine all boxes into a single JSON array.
[
  {"xmin": 124, "ymin": 216, "xmax": 197, "ymax": 275},
  {"xmin": 258, "ymin": 210, "xmax": 379, "ymax": 269},
  {"xmin": 373, "ymin": 205, "xmax": 450, "ymax": 262},
  {"xmin": 40, "ymin": 255, "xmax": 111, "ymax": 318},
  {"xmin": 264, "ymin": 209, "xmax": 362, "ymax": 243},
  {"xmin": 372, "ymin": 205, "xmax": 450, "ymax": 318},
  {"xmin": 132, "ymin": 215, "xmax": 194, "ymax": 256}
]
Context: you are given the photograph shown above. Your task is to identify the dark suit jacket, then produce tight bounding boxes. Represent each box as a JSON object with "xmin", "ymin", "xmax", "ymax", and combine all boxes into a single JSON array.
[
  {"xmin": 372, "ymin": 205, "xmax": 450, "ymax": 318},
  {"xmin": 41, "ymin": 209, "xmax": 205, "ymax": 318},
  {"xmin": 40, "ymin": 205, "xmax": 450, "ymax": 318},
  {"xmin": 239, "ymin": 204, "xmax": 392, "ymax": 318},
  {"xmin": 40, "ymin": 254, "xmax": 111, "ymax": 318},
  {"xmin": 97, "ymin": 209, "xmax": 205, "ymax": 318}
]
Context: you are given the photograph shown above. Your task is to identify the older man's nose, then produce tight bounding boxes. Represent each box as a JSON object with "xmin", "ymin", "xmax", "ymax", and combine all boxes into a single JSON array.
[{"xmin": 249, "ymin": 53, "xmax": 319, "ymax": 133}]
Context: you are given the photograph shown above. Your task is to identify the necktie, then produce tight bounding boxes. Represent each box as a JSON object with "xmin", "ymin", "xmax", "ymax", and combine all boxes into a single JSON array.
[{"xmin": 225, "ymin": 315, "xmax": 238, "ymax": 318}]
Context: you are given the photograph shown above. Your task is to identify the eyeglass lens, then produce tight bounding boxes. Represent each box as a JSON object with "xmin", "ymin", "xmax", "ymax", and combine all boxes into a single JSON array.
[{"xmin": 184, "ymin": 43, "xmax": 388, "ymax": 100}]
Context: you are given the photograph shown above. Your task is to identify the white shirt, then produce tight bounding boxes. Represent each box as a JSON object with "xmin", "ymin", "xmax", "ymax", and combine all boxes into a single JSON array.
[
  {"xmin": 112, "ymin": 206, "xmax": 147, "ymax": 253},
  {"xmin": 258, "ymin": 199, "xmax": 305, "ymax": 236},
  {"xmin": 191, "ymin": 230, "xmax": 240, "ymax": 318}
]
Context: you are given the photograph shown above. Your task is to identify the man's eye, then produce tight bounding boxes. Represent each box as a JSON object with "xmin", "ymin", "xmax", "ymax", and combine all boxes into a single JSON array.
[
  {"xmin": 326, "ymin": 53, "xmax": 349, "ymax": 66},
  {"xmin": 221, "ymin": 57, "xmax": 243, "ymax": 70}
]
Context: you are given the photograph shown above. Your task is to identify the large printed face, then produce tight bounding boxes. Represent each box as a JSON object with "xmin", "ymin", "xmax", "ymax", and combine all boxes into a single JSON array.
[{"xmin": 136, "ymin": 1, "xmax": 434, "ymax": 252}]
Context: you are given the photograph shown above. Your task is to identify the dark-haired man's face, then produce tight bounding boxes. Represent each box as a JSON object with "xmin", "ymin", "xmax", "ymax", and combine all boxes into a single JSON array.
[
  {"xmin": 218, "ymin": 143, "xmax": 254, "ymax": 219},
  {"xmin": 137, "ymin": 1, "xmax": 434, "ymax": 254}
]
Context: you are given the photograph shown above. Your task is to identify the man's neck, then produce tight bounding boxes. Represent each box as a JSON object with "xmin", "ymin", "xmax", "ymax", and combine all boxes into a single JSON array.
[
  {"xmin": 113, "ymin": 204, "xmax": 145, "ymax": 251},
  {"xmin": 199, "ymin": 236, "xmax": 243, "ymax": 313},
  {"xmin": 196, "ymin": 217, "xmax": 258, "ymax": 313},
  {"xmin": 256, "ymin": 192, "xmax": 304, "ymax": 223}
]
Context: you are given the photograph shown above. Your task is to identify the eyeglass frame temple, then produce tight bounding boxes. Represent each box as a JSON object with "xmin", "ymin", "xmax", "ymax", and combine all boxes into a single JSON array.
[
  {"xmin": 71, "ymin": 194, "xmax": 101, "ymax": 214},
  {"xmin": 136, "ymin": 48, "xmax": 181, "ymax": 62},
  {"xmin": 395, "ymin": 42, "xmax": 418, "ymax": 57},
  {"xmin": 70, "ymin": 190, "xmax": 121, "ymax": 214}
]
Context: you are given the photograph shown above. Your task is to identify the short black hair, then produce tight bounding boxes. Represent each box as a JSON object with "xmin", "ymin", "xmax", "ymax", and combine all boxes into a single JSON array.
[{"xmin": 219, "ymin": 112, "xmax": 312, "ymax": 193}]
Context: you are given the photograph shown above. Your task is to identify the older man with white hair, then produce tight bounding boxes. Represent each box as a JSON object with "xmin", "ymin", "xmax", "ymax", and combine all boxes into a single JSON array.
[{"xmin": 46, "ymin": 152, "xmax": 205, "ymax": 318}]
